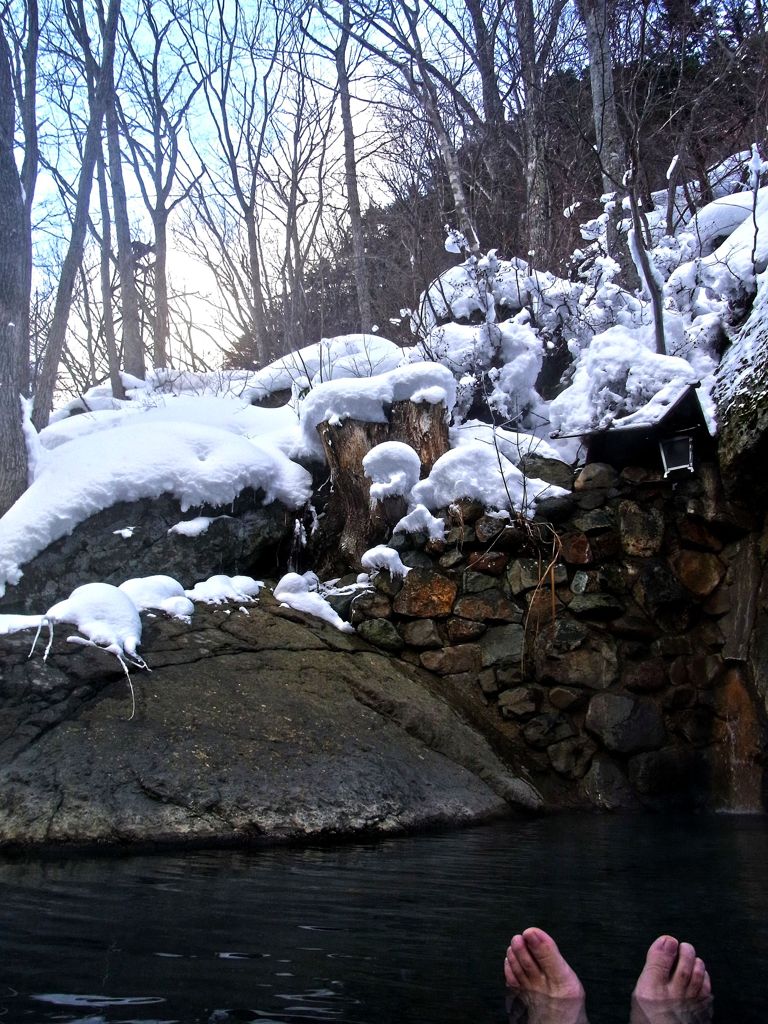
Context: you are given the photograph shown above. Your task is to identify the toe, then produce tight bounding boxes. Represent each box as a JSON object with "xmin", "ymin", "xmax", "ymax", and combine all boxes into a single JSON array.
[
  {"xmin": 671, "ymin": 942, "xmax": 697, "ymax": 996},
  {"xmin": 700, "ymin": 967, "xmax": 712, "ymax": 1000},
  {"xmin": 511, "ymin": 932, "xmax": 544, "ymax": 981},
  {"xmin": 504, "ymin": 953, "xmax": 523, "ymax": 989},
  {"xmin": 687, "ymin": 957, "xmax": 707, "ymax": 999},
  {"xmin": 644, "ymin": 934, "xmax": 679, "ymax": 980}
]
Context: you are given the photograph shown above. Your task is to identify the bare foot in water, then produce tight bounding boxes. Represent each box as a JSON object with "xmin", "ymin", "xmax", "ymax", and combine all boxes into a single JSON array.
[
  {"xmin": 630, "ymin": 935, "xmax": 713, "ymax": 1024},
  {"xmin": 504, "ymin": 927, "xmax": 588, "ymax": 1024}
]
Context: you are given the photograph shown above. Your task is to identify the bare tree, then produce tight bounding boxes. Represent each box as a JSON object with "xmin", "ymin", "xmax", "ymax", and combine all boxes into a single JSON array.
[
  {"xmin": 32, "ymin": 0, "xmax": 121, "ymax": 429},
  {"xmin": 119, "ymin": 0, "xmax": 202, "ymax": 369},
  {"xmin": 0, "ymin": 14, "xmax": 31, "ymax": 515},
  {"xmin": 180, "ymin": 0, "xmax": 287, "ymax": 367}
]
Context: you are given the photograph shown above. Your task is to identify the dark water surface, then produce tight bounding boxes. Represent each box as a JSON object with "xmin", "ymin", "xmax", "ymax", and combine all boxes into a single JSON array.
[{"xmin": 0, "ymin": 814, "xmax": 766, "ymax": 1024}]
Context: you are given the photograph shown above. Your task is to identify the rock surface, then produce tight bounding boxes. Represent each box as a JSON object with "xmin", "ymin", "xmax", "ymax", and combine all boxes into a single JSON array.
[
  {"xmin": 0, "ymin": 489, "xmax": 293, "ymax": 615},
  {"xmin": 0, "ymin": 596, "xmax": 540, "ymax": 849}
]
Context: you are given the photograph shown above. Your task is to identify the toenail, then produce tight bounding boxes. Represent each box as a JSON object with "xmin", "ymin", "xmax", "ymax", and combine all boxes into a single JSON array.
[{"xmin": 526, "ymin": 930, "xmax": 543, "ymax": 946}]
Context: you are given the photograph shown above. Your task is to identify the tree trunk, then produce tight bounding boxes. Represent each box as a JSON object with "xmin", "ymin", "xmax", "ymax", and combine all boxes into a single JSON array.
[
  {"xmin": 96, "ymin": 137, "xmax": 125, "ymax": 399},
  {"xmin": 578, "ymin": 0, "xmax": 638, "ymax": 289},
  {"xmin": 0, "ymin": 24, "xmax": 28, "ymax": 516},
  {"xmin": 32, "ymin": 0, "xmax": 121, "ymax": 429},
  {"xmin": 19, "ymin": 0, "xmax": 39, "ymax": 397},
  {"xmin": 245, "ymin": 208, "xmax": 269, "ymax": 367},
  {"xmin": 105, "ymin": 82, "xmax": 144, "ymax": 379},
  {"xmin": 153, "ymin": 211, "xmax": 170, "ymax": 369},
  {"xmin": 315, "ymin": 400, "xmax": 450, "ymax": 572},
  {"xmin": 464, "ymin": 0, "xmax": 505, "ymax": 129},
  {"xmin": 336, "ymin": 0, "xmax": 372, "ymax": 332},
  {"xmin": 513, "ymin": 0, "xmax": 550, "ymax": 261},
  {"xmin": 408, "ymin": 68, "xmax": 480, "ymax": 254}
]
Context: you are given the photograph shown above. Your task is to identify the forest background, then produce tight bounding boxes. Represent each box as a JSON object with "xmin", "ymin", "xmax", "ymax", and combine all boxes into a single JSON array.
[{"xmin": 0, "ymin": 0, "xmax": 766, "ymax": 519}]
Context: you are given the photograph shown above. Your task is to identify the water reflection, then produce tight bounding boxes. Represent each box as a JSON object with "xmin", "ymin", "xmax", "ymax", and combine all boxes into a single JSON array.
[{"xmin": 0, "ymin": 815, "xmax": 766, "ymax": 1023}]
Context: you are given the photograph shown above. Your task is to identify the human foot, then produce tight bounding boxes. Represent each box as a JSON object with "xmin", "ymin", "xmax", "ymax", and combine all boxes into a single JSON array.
[
  {"xmin": 504, "ymin": 927, "xmax": 588, "ymax": 1024},
  {"xmin": 630, "ymin": 935, "xmax": 713, "ymax": 1024}
]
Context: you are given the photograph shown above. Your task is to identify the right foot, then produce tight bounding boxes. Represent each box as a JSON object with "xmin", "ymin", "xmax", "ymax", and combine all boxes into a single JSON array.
[
  {"xmin": 504, "ymin": 927, "xmax": 588, "ymax": 1024},
  {"xmin": 630, "ymin": 935, "xmax": 713, "ymax": 1024}
]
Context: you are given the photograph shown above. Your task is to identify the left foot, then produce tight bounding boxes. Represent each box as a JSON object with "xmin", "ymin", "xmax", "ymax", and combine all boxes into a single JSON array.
[{"xmin": 504, "ymin": 927, "xmax": 588, "ymax": 1024}]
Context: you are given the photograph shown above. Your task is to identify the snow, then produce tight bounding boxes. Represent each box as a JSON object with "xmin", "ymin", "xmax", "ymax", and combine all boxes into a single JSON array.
[
  {"xmin": 273, "ymin": 572, "xmax": 354, "ymax": 632},
  {"xmin": 411, "ymin": 444, "xmax": 567, "ymax": 515},
  {"xmin": 0, "ymin": 421, "xmax": 312, "ymax": 596},
  {"xmin": 185, "ymin": 574, "xmax": 263, "ymax": 604},
  {"xmin": 168, "ymin": 516, "xmax": 227, "ymax": 537},
  {"xmin": 0, "ymin": 613, "xmax": 43, "ymax": 635},
  {"xmin": 299, "ymin": 362, "xmax": 457, "ymax": 458},
  {"xmin": 363, "ymin": 442, "xmax": 422, "ymax": 501},
  {"xmin": 44, "ymin": 583, "xmax": 143, "ymax": 663},
  {"xmin": 452, "ymin": 420, "xmax": 563, "ymax": 464},
  {"xmin": 119, "ymin": 575, "xmax": 195, "ymax": 620},
  {"xmin": 392, "ymin": 504, "xmax": 446, "ymax": 541},
  {"xmin": 3, "ymin": 151, "xmax": 768, "ymax": 643},
  {"xmin": 360, "ymin": 545, "xmax": 410, "ymax": 577},
  {"xmin": 240, "ymin": 335, "xmax": 404, "ymax": 404},
  {"xmin": 549, "ymin": 325, "xmax": 698, "ymax": 436}
]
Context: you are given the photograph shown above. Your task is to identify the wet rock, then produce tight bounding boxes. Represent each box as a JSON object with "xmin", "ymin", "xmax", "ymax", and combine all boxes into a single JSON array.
[
  {"xmin": 633, "ymin": 561, "xmax": 692, "ymax": 631},
  {"xmin": 548, "ymin": 736, "xmax": 597, "ymax": 778},
  {"xmin": 438, "ymin": 550, "xmax": 464, "ymax": 570},
  {"xmin": 400, "ymin": 550, "xmax": 434, "ymax": 570},
  {"xmin": 477, "ymin": 669, "xmax": 499, "ymax": 697},
  {"xmin": 675, "ymin": 707, "xmax": 715, "ymax": 746},
  {"xmin": 548, "ymin": 687, "xmax": 586, "ymax": 710},
  {"xmin": 372, "ymin": 572, "xmax": 404, "ymax": 598},
  {"xmin": 498, "ymin": 687, "xmax": 540, "ymax": 718},
  {"xmin": 628, "ymin": 747, "xmax": 706, "ymax": 806},
  {"xmin": 522, "ymin": 713, "xmax": 576, "ymax": 749},
  {"xmin": 453, "ymin": 591, "xmax": 522, "ymax": 623},
  {"xmin": 574, "ymin": 463, "xmax": 619, "ymax": 490},
  {"xmin": 350, "ymin": 590, "xmax": 392, "ymax": 623},
  {"xmin": 678, "ymin": 517, "xmax": 723, "ymax": 552},
  {"xmin": 573, "ymin": 509, "xmax": 615, "ymax": 534},
  {"xmin": 507, "ymin": 559, "xmax": 563, "ymax": 594},
  {"xmin": 0, "ymin": 490, "xmax": 293, "ymax": 615},
  {"xmin": 392, "ymin": 570, "xmax": 458, "ymax": 618},
  {"xmin": 568, "ymin": 593, "xmax": 624, "ymax": 620},
  {"xmin": 446, "ymin": 526, "xmax": 475, "ymax": 546},
  {"xmin": 663, "ymin": 685, "xmax": 696, "ymax": 710},
  {"xmin": 448, "ymin": 499, "xmax": 485, "ymax": 524},
  {"xmin": 465, "ymin": 552, "xmax": 509, "ymax": 576},
  {"xmin": 619, "ymin": 500, "xmax": 665, "ymax": 556},
  {"xmin": 445, "ymin": 617, "xmax": 487, "ymax": 642},
  {"xmin": 0, "ymin": 604, "xmax": 543, "ymax": 847},
  {"xmin": 656, "ymin": 639, "xmax": 695, "ymax": 661},
  {"xmin": 479, "ymin": 624, "xmax": 525, "ymax": 667},
  {"xmin": 560, "ymin": 533, "xmax": 592, "ymax": 565},
  {"xmin": 518, "ymin": 455, "xmax": 574, "ymax": 490},
  {"xmin": 581, "ymin": 756, "xmax": 639, "ymax": 810},
  {"xmin": 586, "ymin": 694, "xmax": 666, "ymax": 753},
  {"xmin": 623, "ymin": 659, "xmax": 668, "ymax": 692},
  {"xmin": 357, "ymin": 619, "xmax": 404, "ymax": 653},
  {"xmin": 419, "ymin": 644, "xmax": 482, "ymax": 675},
  {"xmin": 462, "ymin": 571, "xmax": 500, "ymax": 593},
  {"xmin": 534, "ymin": 494, "xmax": 576, "ymax": 521},
  {"xmin": 534, "ymin": 628, "xmax": 618, "ymax": 691},
  {"xmin": 670, "ymin": 550, "xmax": 726, "ymax": 597},
  {"xmin": 399, "ymin": 619, "xmax": 443, "ymax": 648}
]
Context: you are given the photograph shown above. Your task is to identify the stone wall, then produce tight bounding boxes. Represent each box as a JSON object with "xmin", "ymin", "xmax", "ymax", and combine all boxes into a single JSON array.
[{"xmin": 343, "ymin": 458, "xmax": 767, "ymax": 812}]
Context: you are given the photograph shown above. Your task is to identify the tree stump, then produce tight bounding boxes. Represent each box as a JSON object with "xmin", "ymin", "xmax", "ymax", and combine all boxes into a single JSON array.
[{"xmin": 314, "ymin": 400, "xmax": 450, "ymax": 572}]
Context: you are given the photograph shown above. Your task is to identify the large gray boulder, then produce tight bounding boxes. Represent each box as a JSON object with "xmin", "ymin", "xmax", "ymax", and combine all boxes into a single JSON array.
[
  {"xmin": 0, "ymin": 488, "xmax": 293, "ymax": 615},
  {"xmin": 0, "ymin": 596, "xmax": 540, "ymax": 848}
]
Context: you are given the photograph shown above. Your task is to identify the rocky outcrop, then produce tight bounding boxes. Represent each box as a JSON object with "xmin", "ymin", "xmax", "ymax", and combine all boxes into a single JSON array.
[
  {"xmin": 0, "ymin": 488, "xmax": 295, "ymax": 615},
  {"xmin": 0, "ymin": 597, "xmax": 540, "ymax": 849}
]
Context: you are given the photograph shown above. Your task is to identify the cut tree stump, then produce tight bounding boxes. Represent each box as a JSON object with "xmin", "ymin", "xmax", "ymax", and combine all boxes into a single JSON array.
[{"xmin": 315, "ymin": 400, "xmax": 450, "ymax": 572}]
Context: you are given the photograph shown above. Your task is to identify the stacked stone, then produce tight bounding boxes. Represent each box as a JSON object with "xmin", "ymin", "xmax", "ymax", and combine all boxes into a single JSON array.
[{"xmin": 347, "ymin": 457, "xmax": 763, "ymax": 812}]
